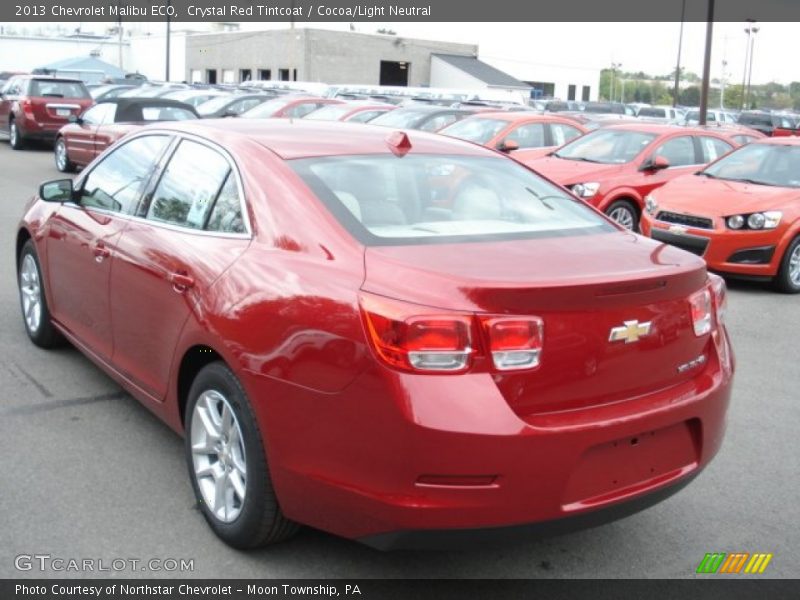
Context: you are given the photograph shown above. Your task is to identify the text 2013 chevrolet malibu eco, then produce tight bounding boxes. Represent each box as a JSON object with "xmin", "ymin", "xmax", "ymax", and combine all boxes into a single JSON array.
[{"xmin": 16, "ymin": 120, "xmax": 734, "ymax": 550}]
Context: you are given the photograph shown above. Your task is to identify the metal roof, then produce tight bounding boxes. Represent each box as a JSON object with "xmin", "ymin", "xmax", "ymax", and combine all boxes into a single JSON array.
[{"xmin": 432, "ymin": 54, "xmax": 530, "ymax": 89}]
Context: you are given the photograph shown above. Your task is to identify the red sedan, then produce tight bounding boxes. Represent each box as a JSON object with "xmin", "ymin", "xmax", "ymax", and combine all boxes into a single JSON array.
[
  {"xmin": 239, "ymin": 95, "xmax": 343, "ymax": 119},
  {"xmin": 641, "ymin": 137, "xmax": 800, "ymax": 293},
  {"xmin": 522, "ymin": 124, "xmax": 739, "ymax": 231},
  {"xmin": 17, "ymin": 120, "xmax": 733, "ymax": 549},
  {"xmin": 54, "ymin": 98, "xmax": 198, "ymax": 172},
  {"xmin": 439, "ymin": 111, "xmax": 587, "ymax": 159},
  {"xmin": 303, "ymin": 102, "xmax": 395, "ymax": 123}
]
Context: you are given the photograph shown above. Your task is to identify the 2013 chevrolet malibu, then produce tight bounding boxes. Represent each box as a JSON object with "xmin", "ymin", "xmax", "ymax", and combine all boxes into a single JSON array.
[{"xmin": 16, "ymin": 120, "xmax": 734, "ymax": 550}]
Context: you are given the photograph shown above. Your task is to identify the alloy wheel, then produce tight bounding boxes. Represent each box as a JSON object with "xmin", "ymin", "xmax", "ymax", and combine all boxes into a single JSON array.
[
  {"xmin": 609, "ymin": 205, "xmax": 635, "ymax": 230},
  {"xmin": 190, "ymin": 390, "xmax": 247, "ymax": 523},
  {"xmin": 19, "ymin": 254, "xmax": 42, "ymax": 334},
  {"xmin": 10, "ymin": 122, "xmax": 18, "ymax": 147},
  {"xmin": 55, "ymin": 140, "xmax": 67, "ymax": 171},
  {"xmin": 789, "ymin": 243, "xmax": 800, "ymax": 287}
]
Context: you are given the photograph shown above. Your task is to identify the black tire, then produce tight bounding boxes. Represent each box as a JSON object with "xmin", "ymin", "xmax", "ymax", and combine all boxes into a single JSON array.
[
  {"xmin": 9, "ymin": 118, "xmax": 25, "ymax": 150},
  {"xmin": 605, "ymin": 199, "xmax": 639, "ymax": 232},
  {"xmin": 773, "ymin": 236, "xmax": 800, "ymax": 294},
  {"xmin": 18, "ymin": 239, "xmax": 63, "ymax": 348},
  {"xmin": 184, "ymin": 361, "xmax": 299, "ymax": 548},
  {"xmin": 54, "ymin": 137, "xmax": 76, "ymax": 173}
]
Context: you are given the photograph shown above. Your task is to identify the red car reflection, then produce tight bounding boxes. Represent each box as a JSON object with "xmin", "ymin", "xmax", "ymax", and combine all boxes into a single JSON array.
[{"xmin": 16, "ymin": 120, "xmax": 733, "ymax": 550}]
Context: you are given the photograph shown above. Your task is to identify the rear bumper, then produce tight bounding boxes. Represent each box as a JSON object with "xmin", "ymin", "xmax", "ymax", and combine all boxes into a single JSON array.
[{"xmin": 247, "ymin": 328, "xmax": 733, "ymax": 548}]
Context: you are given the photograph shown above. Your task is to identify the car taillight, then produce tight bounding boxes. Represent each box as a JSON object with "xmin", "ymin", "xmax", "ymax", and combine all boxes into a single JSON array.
[
  {"xmin": 360, "ymin": 293, "xmax": 473, "ymax": 373},
  {"xmin": 481, "ymin": 317, "xmax": 543, "ymax": 371},
  {"xmin": 708, "ymin": 273, "xmax": 727, "ymax": 325},
  {"xmin": 688, "ymin": 288, "xmax": 713, "ymax": 336},
  {"xmin": 21, "ymin": 99, "xmax": 34, "ymax": 118}
]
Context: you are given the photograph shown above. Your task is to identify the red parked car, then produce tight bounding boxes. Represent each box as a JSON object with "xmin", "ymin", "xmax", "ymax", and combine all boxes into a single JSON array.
[
  {"xmin": 54, "ymin": 98, "xmax": 198, "ymax": 172},
  {"xmin": 240, "ymin": 95, "xmax": 343, "ymax": 119},
  {"xmin": 0, "ymin": 75, "xmax": 93, "ymax": 149},
  {"xmin": 17, "ymin": 120, "xmax": 733, "ymax": 549},
  {"xmin": 303, "ymin": 102, "xmax": 395, "ymax": 123},
  {"xmin": 522, "ymin": 124, "xmax": 739, "ymax": 230},
  {"xmin": 641, "ymin": 137, "xmax": 800, "ymax": 293},
  {"xmin": 439, "ymin": 111, "xmax": 587, "ymax": 159}
]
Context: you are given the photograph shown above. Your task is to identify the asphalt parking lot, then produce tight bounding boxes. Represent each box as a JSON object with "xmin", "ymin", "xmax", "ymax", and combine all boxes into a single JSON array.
[{"xmin": 0, "ymin": 140, "xmax": 797, "ymax": 579}]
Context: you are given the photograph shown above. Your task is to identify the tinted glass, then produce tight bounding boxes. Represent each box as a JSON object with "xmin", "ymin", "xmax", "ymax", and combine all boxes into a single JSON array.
[
  {"xmin": 80, "ymin": 135, "xmax": 169, "ymax": 214},
  {"xmin": 30, "ymin": 80, "xmax": 89, "ymax": 99},
  {"xmin": 702, "ymin": 143, "xmax": 800, "ymax": 188},
  {"xmin": 550, "ymin": 123, "xmax": 583, "ymax": 146},
  {"xmin": 652, "ymin": 136, "xmax": 696, "ymax": 166},
  {"xmin": 290, "ymin": 154, "xmax": 615, "ymax": 245},
  {"xmin": 147, "ymin": 140, "xmax": 230, "ymax": 229},
  {"xmin": 637, "ymin": 107, "xmax": 667, "ymax": 118},
  {"xmin": 699, "ymin": 136, "xmax": 733, "ymax": 162},
  {"xmin": 440, "ymin": 117, "xmax": 508, "ymax": 144},
  {"xmin": 554, "ymin": 129, "xmax": 657, "ymax": 164},
  {"xmin": 206, "ymin": 173, "xmax": 246, "ymax": 233}
]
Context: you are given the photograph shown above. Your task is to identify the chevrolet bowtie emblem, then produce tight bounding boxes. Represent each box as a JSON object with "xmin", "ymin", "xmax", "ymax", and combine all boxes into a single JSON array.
[{"xmin": 609, "ymin": 320, "xmax": 652, "ymax": 344}]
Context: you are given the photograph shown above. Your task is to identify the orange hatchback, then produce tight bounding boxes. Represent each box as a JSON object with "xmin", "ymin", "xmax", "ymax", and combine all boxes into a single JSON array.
[{"xmin": 641, "ymin": 137, "xmax": 800, "ymax": 293}]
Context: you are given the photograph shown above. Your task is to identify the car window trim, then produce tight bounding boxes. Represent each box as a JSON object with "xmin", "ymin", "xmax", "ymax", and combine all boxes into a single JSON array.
[{"xmin": 127, "ymin": 129, "xmax": 253, "ymax": 238}]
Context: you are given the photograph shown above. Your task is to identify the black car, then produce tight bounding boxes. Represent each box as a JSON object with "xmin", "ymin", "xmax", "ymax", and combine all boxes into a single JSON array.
[
  {"xmin": 196, "ymin": 94, "xmax": 275, "ymax": 118},
  {"xmin": 582, "ymin": 101, "xmax": 637, "ymax": 116},
  {"xmin": 368, "ymin": 105, "xmax": 481, "ymax": 132},
  {"xmin": 737, "ymin": 111, "xmax": 799, "ymax": 137}
]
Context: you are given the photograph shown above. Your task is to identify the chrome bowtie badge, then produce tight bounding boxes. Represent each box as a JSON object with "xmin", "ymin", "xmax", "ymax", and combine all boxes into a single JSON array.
[{"xmin": 609, "ymin": 320, "xmax": 652, "ymax": 344}]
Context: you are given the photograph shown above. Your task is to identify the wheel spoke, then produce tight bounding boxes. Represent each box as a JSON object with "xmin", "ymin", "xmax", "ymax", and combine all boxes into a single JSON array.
[
  {"xmin": 196, "ymin": 405, "xmax": 222, "ymax": 441},
  {"xmin": 229, "ymin": 470, "xmax": 246, "ymax": 500},
  {"xmin": 214, "ymin": 470, "xmax": 229, "ymax": 516},
  {"xmin": 221, "ymin": 403, "xmax": 233, "ymax": 437}
]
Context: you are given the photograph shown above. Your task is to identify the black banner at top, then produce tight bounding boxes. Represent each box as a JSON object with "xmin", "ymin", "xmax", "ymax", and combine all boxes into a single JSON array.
[{"xmin": 4, "ymin": 0, "xmax": 800, "ymax": 23}]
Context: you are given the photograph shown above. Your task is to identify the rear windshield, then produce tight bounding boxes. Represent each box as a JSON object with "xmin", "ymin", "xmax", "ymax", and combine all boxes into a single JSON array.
[
  {"xmin": 30, "ymin": 79, "xmax": 89, "ymax": 99},
  {"xmin": 638, "ymin": 107, "xmax": 667, "ymax": 118},
  {"xmin": 554, "ymin": 128, "xmax": 657, "ymax": 164},
  {"xmin": 290, "ymin": 154, "xmax": 615, "ymax": 246},
  {"xmin": 439, "ymin": 118, "xmax": 509, "ymax": 144},
  {"xmin": 702, "ymin": 143, "xmax": 800, "ymax": 188}
]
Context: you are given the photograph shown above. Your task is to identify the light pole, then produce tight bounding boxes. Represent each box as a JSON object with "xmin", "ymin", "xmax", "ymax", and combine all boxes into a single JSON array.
[
  {"xmin": 745, "ymin": 25, "xmax": 759, "ymax": 109},
  {"xmin": 698, "ymin": 0, "xmax": 714, "ymax": 126},
  {"xmin": 720, "ymin": 59, "xmax": 728, "ymax": 109},
  {"xmin": 610, "ymin": 62, "xmax": 621, "ymax": 102},
  {"xmin": 165, "ymin": 0, "xmax": 172, "ymax": 81},
  {"xmin": 741, "ymin": 19, "xmax": 755, "ymax": 110},
  {"xmin": 673, "ymin": 0, "xmax": 686, "ymax": 107}
]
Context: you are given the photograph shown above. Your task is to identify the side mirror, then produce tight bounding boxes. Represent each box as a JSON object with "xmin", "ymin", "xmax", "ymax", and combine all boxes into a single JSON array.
[
  {"xmin": 643, "ymin": 155, "xmax": 670, "ymax": 171},
  {"xmin": 39, "ymin": 179, "xmax": 75, "ymax": 203},
  {"xmin": 498, "ymin": 139, "xmax": 520, "ymax": 153}
]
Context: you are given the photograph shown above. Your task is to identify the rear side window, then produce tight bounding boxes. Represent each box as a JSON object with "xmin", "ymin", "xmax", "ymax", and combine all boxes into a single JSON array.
[
  {"xmin": 146, "ymin": 140, "xmax": 235, "ymax": 231},
  {"xmin": 652, "ymin": 136, "xmax": 696, "ymax": 166},
  {"xmin": 80, "ymin": 135, "xmax": 170, "ymax": 214},
  {"xmin": 206, "ymin": 174, "xmax": 246, "ymax": 234},
  {"xmin": 549, "ymin": 123, "xmax": 582, "ymax": 146},
  {"xmin": 30, "ymin": 80, "xmax": 89, "ymax": 99},
  {"xmin": 699, "ymin": 136, "xmax": 733, "ymax": 162},
  {"xmin": 505, "ymin": 123, "xmax": 546, "ymax": 148},
  {"xmin": 81, "ymin": 103, "xmax": 117, "ymax": 125}
]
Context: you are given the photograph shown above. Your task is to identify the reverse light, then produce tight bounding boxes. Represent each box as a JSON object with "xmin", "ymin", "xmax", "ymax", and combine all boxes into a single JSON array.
[
  {"xmin": 571, "ymin": 182, "xmax": 600, "ymax": 199},
  {"xmin": 688, "ymin": 288, "xmax": 713, "ymax": 336},
  {"xmin": 360, "ymin": 294, "xmax": 473, "ymax": 373},
  {"xmin": 482, "ymin": 317, "xmax": 543, "ymax": 371}
]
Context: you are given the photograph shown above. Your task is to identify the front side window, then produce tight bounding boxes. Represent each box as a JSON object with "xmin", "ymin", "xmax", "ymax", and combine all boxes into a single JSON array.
[
  {"xmin": 550, "ymin": 123, "xmax": 582, "ymax": 146},
  {"xmin": 505, "ymin": 123, "xmax": 546, "ymax": 148},
  {"xmin": 699, "ymin": 136, "xmax": 734, "ymax": 162},
  {"xmin": 702, "ymin": 143, "xmax": 800, "ymax": 188},
  {"xmin": 554, "ymin": 129, "xmax": 657, "ymax": 164},
  {"xmin": 80, "ymin": 135, "xmax": 169, "ymax": 214},
  {"xmin": 147, "ymin": 140, "xmax": 231, "ymax": 229},
  {"xmin": 652, "ymin": 136, "xmax": 697, "ymax": 167},
  {"xmin": 290, "ymin": 154, "xmax": 615, "ymax": 245}
]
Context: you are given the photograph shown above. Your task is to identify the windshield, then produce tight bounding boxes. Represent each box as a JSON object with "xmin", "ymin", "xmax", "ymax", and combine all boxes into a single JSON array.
[
  {"xmin": 304, "ymin": 104, "xmax": 353, "ymax": 121},
  {"xmin": 702, "ymin": 143, "xmax": 800, "ymax": 188},
  {"xmin": 240, "ymin": 97, "xmax": 293, "ymax": 118},
  {"xmin": 30, "ymin": 80, "xmax": 89, "ymax": 99},
  {"xmin": 197, "ymin": 95, "xmax": 234, "ymax": 115},
  {"xmin": 439, "ymin": 118, "xmax": 509, "ymax": 144},
  {"xmin": 554, "ymin": 128, "xmax": 657, "ymax": 164},
  {"xmin": 290, "ymin": 154, "xmax": 615, "ymax": 245}
]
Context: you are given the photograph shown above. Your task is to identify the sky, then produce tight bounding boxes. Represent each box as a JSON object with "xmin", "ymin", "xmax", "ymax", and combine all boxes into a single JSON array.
[{"xmin": 9, "ymin": 20, "xmax": 798, "ymax": 85}]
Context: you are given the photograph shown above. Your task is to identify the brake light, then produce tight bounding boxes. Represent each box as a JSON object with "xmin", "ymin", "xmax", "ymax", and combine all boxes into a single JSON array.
[
  {"xmin": 21, "ymin": 99, "xmax": 34, "ymax": 118},
  {"xmin": 481, "ymin": 317, "xmax": 543, "ymax": 371},
  {"xmin": 708, "ymin": 273, "xmax": 727, "ymax": 325},
  {"xmin": 360, "ymin": 293, "xmax": 473, "ymax": 373},
  {"xmin": 688, "ymin": 288, "xmax": 713, "ymax": 336}
]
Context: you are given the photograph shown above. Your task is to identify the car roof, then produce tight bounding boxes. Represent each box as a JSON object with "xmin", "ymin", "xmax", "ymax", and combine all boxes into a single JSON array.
[
  {"xmin": 755, "ymin": 136, "xmax": 800, "ymax": 146},
  {"xmin": 142, "ymin": 119, "xmax": 496, "ymax": 160},
  {"xmin": 603, "ymin": 123, "xmax": 722, "ymax": 135},
  {"xmin": 457, "ymin": 111, "xmax": 575, "ymax": 124}
]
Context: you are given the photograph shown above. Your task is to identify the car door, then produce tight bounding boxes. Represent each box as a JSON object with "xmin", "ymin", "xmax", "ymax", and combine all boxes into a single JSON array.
[
  {"xmin": 45, "ymin": 134, "xmax": 172, "ymax": 360},
  {"xmin": 66, "ymin": 103, "xmax": 116, "ymax": 166},
  {"xmin": 637, "ymin": 134, "xmax": 700, "ymax": 197},
  {"xmin": 109, "ymin": 137, "xmax": 251, "ymax": 400}
]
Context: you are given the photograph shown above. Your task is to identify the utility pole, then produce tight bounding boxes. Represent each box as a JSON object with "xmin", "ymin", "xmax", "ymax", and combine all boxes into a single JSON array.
[
  {"xmin": 165, "ymin": 0, "xmax": 171, "ymax": 81},
  {"xmin": 741, "ymin": 19, "xmax": 755, "ymax": 110},
  {"xmin": 117, "ymin": 0, "xmax": 123, "ymax": 70},
  {"xmin": 698, "ymin": 0, "xmax": 714, "ymax": 126},
  {"xmin": 745, "ymin": 25, "xmax": 759, "ymax": 109},
  {"xmin": 673, "ymin": 0, "xmax": 686, "ymax": 107}
]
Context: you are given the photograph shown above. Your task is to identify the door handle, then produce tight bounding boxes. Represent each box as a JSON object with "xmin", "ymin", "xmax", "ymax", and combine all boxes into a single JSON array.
[
  {"xmin": 169, "ymin": 272, "xmax": 195, "ymax": 293},
  {"xmin": 93, "ymin": 243, "xmax": 110, "ymax": 262}
]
